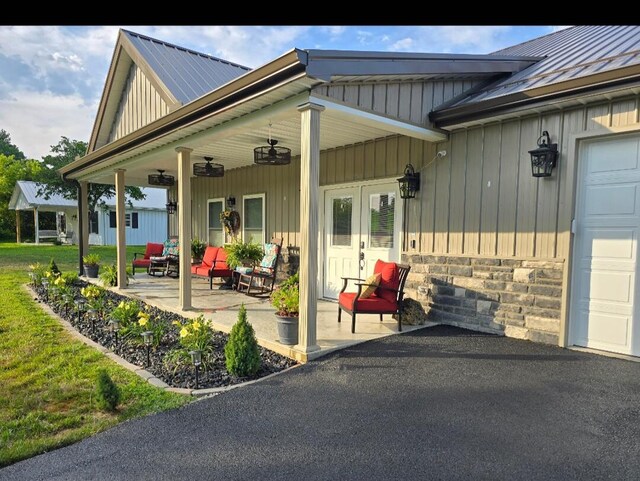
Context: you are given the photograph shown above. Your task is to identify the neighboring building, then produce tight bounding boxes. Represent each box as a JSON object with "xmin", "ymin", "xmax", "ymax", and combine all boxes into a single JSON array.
[
  {"xmin": 8, "ymin": 180, "xmax": 168, "ymax": 246},
  {"xmin": 60, "ymin": 26, "xmax": 640, "ymax": 359}
]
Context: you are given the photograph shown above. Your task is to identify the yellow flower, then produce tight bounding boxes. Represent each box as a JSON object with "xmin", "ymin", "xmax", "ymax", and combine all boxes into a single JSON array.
[
  {"xmin": 192, "ymin": 320, "xmax": 201, "ymax": 331},
  {"xmin": 118, "ymin": 301, "xmax": 125, "ymax": 309},
  {"xmin": 172, "ymin": 320, "xmax": 181, "ymax": 327},
  {"xmin": 138, "ymin": 317, "xmax": 148, "ymax": 327},
  {"xmin": 179, "ymin": 327, "xmax": 189, "ymax": 338}
]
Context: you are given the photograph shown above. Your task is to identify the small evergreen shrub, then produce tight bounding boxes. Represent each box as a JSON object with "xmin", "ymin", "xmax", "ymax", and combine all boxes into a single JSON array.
[
  {"xmin": 95, "ymin": 369, "xmax": 120, "ymax": 412},
  {"xmin": 224, "ymin": 305, "xmax": 261, "ymax": 377},
  {"xmin": 48, "ymin": 258, "xmax": 61, "ymax": 276}
]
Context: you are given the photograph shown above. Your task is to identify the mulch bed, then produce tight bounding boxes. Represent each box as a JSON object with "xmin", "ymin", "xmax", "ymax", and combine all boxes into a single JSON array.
[{"xmin": 32, "ymin": 280, "xmax": 297, "ymax": 390}]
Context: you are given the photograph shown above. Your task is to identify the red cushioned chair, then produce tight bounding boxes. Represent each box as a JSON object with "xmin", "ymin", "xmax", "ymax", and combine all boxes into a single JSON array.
[
  {"xmin": 132, "ymin": 242, "xmax": 164, "ymax": 275},
  {"xmin": 338, "ymin": 260, "xmax": 411, "ymax": 334},
  {"xmin": 191, "ymin": 246, "xmax": 233, "ymax": 289}
]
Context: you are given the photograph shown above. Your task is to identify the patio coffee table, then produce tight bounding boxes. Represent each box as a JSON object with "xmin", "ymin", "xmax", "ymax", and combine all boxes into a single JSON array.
[{"xmin": 148, "ymin": 257, "xmax": 168, "ymax": 276}]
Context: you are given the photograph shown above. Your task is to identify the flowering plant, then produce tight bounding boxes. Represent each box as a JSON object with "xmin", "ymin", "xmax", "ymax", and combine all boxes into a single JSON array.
[
  {"xmin": 165, "ymin": 315, "xmax": 215, "ymax": 371},
  {"xmin": 135, "ymin": 308, "xmax": 166, "ymax": 345},
  {"xmin": 111, "ymin": 300, "xmax": 140, "ymax": 327}
]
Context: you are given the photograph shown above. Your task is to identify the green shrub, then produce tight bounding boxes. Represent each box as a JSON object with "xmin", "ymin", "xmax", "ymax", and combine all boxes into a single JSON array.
[
  {"xmin": 223, "ymin": 240, "xmax": 264, "ymax": 269},
  {"xmin": 48, "ymin": 258, "xmax": 61, "ymax": 276},
  {"xmin": 82, "ymin": 253, "xmax": 100, "ymax": 266},
  {"xmin": 95, "ymin": 369, "xmax": 120, "ymax": 412},
  {"xmin": 225, "ymin": 305, "xmax": 261, "ymax": 377},
  {"xmin": 61, "ymin": 271, "xmax": 79, "ymax": 285}
]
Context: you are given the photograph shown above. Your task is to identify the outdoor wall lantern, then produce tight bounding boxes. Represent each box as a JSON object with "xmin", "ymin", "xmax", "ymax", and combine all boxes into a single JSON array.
[
  {"xmin": 397, "ymin": 163, "xmax": 420, "ymax": 199},
  {"xmin": 226, "ymin": 196, "xmax": 236, "ymax": 209},
  {"xmin": 529, "ymin": 131, "xmax": 558, "ymax": 178},
  {"xmin": 142, "ymin": 331, "xmax": 153, "ymax": 368},
  {"xmin": 189, "ymin": 349, "xmax": 202, "ymax": 389},
  {"xmin": 166, "ymin": 200, "xmax": 177, "ymax": 215}
]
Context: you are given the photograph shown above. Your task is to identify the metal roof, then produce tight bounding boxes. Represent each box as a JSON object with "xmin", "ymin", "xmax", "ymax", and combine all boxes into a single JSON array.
[
  {"xmin": 122, "ymin": 30, "xmax": 251, "ymax": 105},
  {"xmin": 445, "ymin": 25, "xmax": 640, "ymax": 108},
  {"xmin": 9, "ymin": 181, "xmax": 168, "ymax": 210}
]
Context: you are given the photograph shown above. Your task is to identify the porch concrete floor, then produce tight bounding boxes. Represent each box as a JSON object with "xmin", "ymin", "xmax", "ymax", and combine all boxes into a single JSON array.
[{"xmin": 119, "ymin": 273, "xmax": 435, "ymax": 361}]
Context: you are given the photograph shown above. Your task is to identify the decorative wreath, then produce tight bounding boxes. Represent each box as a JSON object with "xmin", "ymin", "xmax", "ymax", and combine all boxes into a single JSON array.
[{"xmin": 220, "ymin": 210, "xmax": 241, "ymax": 237}]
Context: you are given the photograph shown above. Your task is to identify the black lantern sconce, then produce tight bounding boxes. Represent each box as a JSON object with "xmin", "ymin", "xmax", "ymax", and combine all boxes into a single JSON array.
[
  {"xmin": 529, "ymin": 131, "xmax": 558, "ymax": 178},
  {"xmin": 226, "ymin": 196, "xmax": 236, "ymax": 209},
  {"xmin": 166, "ymin": 200, "xmax": 177, "ymax": 215},
  {"xmin": 397, "ymin": 164, "xmax": 420, "ymax": 199}
]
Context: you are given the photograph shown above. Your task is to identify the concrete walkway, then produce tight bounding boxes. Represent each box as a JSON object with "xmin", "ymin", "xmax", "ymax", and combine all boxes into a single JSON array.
[{"xmin": 3, "ymin": 326, "xmax": 640, "ymax": 480}]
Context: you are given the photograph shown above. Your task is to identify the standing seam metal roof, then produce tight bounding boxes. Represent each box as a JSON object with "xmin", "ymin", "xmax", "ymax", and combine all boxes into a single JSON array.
[
  {"xmin": 122, "ymin": 30, "xmax": 251, "ymax": 105},
  {"xmin": 445, "ymin": 25, "xmax": 640, "ymax": 108}
]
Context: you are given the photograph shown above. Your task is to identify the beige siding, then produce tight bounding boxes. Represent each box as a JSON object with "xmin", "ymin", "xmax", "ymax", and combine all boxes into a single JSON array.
[
  {"xmin": 313, "ymin": 78, "xmax": 481, "ymax": 126},
  {"xmin": 412, "ymin": 95, "xmax": 640, "ymax": 260},
  {"xmin": 186, "ymin": 135, "xmax": 435, "ymax": 250},
  {"xmin": 108, "ymin": 64, "xmax": 169, "ymax": 142}
]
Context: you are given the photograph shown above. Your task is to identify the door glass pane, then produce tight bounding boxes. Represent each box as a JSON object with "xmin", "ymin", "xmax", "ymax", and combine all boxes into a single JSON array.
[
  {"xmin": 208, "ymin": 201, "xmax": 224, "ymax": 246},
  {"xmin": 332, "ymin": 196, "xmax": 352, "ymax": 246},
  {"xmin": 244, "ymin": 197, "xmax": 264, "ymax": 243},
  {"xmin": 369, "ymin": 192, "xmax": 395, "ymax": 248}
]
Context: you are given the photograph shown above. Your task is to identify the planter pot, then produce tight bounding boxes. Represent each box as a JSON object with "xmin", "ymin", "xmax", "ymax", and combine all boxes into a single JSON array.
[
  {"xmin": 84, "ymin": 265, "xmax": 99, "ymax": 278},
  {"xmin": 275, "ymin": 315, "xmax": 299, "ymax": 345}
]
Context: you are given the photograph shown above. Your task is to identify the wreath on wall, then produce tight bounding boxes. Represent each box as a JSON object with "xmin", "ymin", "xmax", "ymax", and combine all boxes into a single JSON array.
[{"xmin": 220, "ymin": 210, "xmax": 241, "ymax": 238}]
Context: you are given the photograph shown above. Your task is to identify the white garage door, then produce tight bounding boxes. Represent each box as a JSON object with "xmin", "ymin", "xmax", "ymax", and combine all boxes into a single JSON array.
[{"xmin": 571, "ymin": 134, "xmax": 640, "ymax": 356}]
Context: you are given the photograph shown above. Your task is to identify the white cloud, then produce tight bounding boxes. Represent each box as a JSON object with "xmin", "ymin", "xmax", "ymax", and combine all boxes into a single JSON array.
[
  {"xmin": 0, "ymin": 89, "xmax": 95, "ymax": 159},
  {"xmin": 391, "ymin": 37, "xmax": 414, "ymax": 50}
]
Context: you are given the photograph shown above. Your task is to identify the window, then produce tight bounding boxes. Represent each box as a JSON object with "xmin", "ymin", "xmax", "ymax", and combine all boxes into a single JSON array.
[
  {"xmin": 242, "ymin": 194, "xmax": 265, "ymax": 244},
  {"xmin": 331, "ymin": 196, "xmax": 353, "ymax": 246},
  {"xmin": 368, "ymin": 192, "xmax": 395, "ymax": 248},
  {"xmin": 109, "ymin": 212, "xmax": 138, "ymax": 229},
  {"xmin": 89, "ymin": 211, "xmax": 99, "ymax": 234},
  {"xmin": 208, "ymin": 199, "xmax": 224, "ymax": 246}
]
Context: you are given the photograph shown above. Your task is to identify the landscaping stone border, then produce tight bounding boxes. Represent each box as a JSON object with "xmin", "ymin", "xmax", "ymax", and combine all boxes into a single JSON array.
[{"xmin": 23, "ymin": 284, "xmax": 300, "ymax": 397}]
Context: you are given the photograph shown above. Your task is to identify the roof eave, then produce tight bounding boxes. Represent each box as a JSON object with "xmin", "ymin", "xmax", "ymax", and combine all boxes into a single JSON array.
[
  {"xmin": 431, "ymin": 65, "xmax": 640, "ymax": 127},
  {"xmin": 60, "ymin": 48, "xmax": 309, "ymax": 179}
]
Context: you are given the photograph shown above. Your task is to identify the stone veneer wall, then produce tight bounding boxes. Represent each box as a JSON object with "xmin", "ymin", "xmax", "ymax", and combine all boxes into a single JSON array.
[{"xmin": 402, "ymin": 254, "xmax": 565, "ymax": 345}]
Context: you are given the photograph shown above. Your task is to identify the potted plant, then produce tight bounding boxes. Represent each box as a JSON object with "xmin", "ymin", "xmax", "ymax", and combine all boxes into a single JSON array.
[
  {"xmin": 82, "ymin": 253, "xmax": 101, "ymax": 278},
  {"xmin": 191, "ymin": 237, "xmax": 207, "ymax": 264},
  {"xmin": 223, "ymin": 240, "xmax": 264, "ymax": 270},
  {"xmin": 270, "ymin": 272, "xmax": 299, "ymax": 345}
]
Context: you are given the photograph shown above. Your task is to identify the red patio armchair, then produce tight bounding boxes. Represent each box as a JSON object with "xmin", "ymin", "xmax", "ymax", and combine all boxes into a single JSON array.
[
  {"xmin": 132, "ymin": 242, "xmax": 164, "ymax": 275},
  {"xmin": 191, "ymin": 246, "xmax": 233, "ymax": 289},
  {"xmin": 338, "ymin": 260, "xmax": 411, "ymax": 334}
]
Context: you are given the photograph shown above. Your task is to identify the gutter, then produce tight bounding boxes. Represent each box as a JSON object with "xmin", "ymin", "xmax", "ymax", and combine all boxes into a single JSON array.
[
  {"xmin": 431, "ymin": 64, "xmax": 640, "ymax": 127},
  {"xmin": 61, "ymin": 49, "xmax": 309, "ymax": 179}
]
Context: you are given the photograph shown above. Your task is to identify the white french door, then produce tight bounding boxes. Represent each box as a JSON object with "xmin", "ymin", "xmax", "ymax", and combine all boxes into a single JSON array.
[{"xmin": 322, "ymin": 181, "xmax": 401, "ymax": 299}]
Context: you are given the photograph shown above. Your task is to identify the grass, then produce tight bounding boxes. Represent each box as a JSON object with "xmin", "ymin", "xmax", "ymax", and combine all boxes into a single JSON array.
[{"xmin": 0, "ymin": 242, "xmax": 191, "ymax": 467}]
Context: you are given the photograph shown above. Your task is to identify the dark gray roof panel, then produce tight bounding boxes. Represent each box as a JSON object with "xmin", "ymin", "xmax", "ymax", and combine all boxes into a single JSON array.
[
  {"xmin": 447, "ymin": 25, "xmax": 640, "ymax": 108},
  {"xmin": 123, "ymin": 30, "xmax": 251, "ymax": 105}
]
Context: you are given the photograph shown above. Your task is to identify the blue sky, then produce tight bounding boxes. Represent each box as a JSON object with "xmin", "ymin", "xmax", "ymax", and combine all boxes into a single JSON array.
[{"xmin": 0, "ymin": 25, "xmax": 565, "ymax": 158}]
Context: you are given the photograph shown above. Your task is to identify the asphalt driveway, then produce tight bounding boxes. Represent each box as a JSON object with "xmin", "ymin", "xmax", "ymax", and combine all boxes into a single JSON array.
[{"xmin": 3, "ymin": 325, "xmax": 640, "ymax": 481}]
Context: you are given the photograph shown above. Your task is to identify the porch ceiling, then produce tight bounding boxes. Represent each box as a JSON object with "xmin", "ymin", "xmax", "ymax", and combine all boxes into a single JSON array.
[{"xmin": 75, "ymin": 89, "xmax": 445, "ymax": 186}]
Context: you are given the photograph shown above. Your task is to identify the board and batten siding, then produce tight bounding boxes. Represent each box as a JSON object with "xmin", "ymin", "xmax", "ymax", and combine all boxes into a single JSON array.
[
  {"xmin": 313, "ymin": 78, "xmax": 482, "ymax": 126},
  {"xmin": 412, "ymin": 95, "xmax": 640, "ymax": 260},
  {"xmin": 100, "ymin": 209, "xmax": 167, "ymax": 246},
  {"xmin": 175, "ymin": 135, "xmax": 436, "ymax": 249},
  {"xmin": 108, "ymin": 63, "xmax": 170, "ymax": 143}
]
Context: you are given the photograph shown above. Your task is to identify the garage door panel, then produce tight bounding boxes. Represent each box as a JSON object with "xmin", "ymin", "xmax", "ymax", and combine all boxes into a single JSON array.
[
  {"xmin": 586, "ymin": 136, "xmax": 639, "ymax": 174},
  {"xmin": 584, "ymin": 184, "xmax": 637, "ymax": 216},
  {"xmin": 581, "ymin": 228, "xmax": 636, "ymax": 259},
  {"xmin": 571, "ymin": 134, "xmax": 640, "ymax": 356}
]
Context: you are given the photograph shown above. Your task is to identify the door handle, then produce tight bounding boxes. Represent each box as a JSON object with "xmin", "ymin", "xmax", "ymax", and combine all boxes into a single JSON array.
[
  {"xmin": 359, "ymin": 251, "xmax": 365, "ymax": 270},
  {"xmin": 359, "ymin": 252, "xmax": 365, "ymax": 261}
]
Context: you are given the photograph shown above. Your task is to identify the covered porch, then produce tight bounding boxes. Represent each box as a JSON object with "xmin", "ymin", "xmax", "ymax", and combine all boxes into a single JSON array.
[{"xmin": 123, "ymin": 273, "xmax": 434, "ymax": 361}]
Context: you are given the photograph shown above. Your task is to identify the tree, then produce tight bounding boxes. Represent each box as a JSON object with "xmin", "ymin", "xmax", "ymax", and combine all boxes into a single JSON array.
[
  {"xmin": 0, "ymin": 130, "xmax": 25, "ymax": 160},
  {"xmin": 37, "ymin": 137, "xmax": 145, "ymax": 213},
  {"xmin": 0, "ymin": 154, "xmax": 43, "ymax": 239}
]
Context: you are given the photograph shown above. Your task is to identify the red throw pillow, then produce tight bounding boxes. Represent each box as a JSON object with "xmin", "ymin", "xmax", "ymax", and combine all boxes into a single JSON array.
[{"xmin": 374, "ymin": 260, "xmax": 400, "ymax": 303}]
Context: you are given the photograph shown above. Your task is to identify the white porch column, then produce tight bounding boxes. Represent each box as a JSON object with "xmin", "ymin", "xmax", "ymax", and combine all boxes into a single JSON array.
[
  {"xmin": 177, "ymin": 147, "xmax": 193, "ymax": 310},
  {"xmin": 296, "ymin": 102, "xmax": 324, "ymax": 354},
  {"xmin": 115, "ymin": 169, "xmax": 127, "ymax": 289},
  {"xmin": 34, "ymin": 208, "xmax": 39, "ymax": 245},
  {"xmin": 79, "ymin": 181, "xmax": 89, "ymax": 254}
]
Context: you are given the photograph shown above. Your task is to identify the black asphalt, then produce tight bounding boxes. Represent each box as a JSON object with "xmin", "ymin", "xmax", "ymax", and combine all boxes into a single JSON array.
[{"xmin": 3, "ymin": 326, "xmax": 640, "ymax": 481}]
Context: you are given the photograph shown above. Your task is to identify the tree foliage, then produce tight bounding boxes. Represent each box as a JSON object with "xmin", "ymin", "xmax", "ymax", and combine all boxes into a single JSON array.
[
  {"xmin": 0, "ymin": 154, "xmax": 43, "ymax": 239},
  {"xmin": 224, "ymin": 305, "xmax": 261, "ymax": 377},
  {"xmin": 37, "ymin": 137, "xmax": 145, "ymax": 213},
  {"xmin": 0, "ymin": 129, "xmax": 25, "ymax": 160}
]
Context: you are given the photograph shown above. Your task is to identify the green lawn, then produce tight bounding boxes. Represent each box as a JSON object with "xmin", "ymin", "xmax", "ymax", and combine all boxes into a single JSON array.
[{"xmin": 0, "ymin": 243, "xmax": 191, "ymax": 467}]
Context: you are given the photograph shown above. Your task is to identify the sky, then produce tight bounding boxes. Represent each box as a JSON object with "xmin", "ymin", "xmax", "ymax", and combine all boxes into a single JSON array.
[{"xmin": 0, "ymin": 25, "xmax": 566, "ymax": 159}]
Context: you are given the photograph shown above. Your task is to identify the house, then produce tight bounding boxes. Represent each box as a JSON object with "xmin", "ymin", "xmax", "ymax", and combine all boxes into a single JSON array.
[
  {"xmin": 8, "ymin": 180, "xmax": 169, "ymax": 246},
  {"xmin": 60, "ymin": 26, "xmax": 640, "ymax": 359}
]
